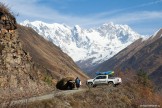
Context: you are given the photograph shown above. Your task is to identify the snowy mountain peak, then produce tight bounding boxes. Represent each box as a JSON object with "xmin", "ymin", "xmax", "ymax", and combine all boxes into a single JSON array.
[
  {"xmin": 23, "ymin": 20, "xmax": 30, "ymax": 25},
  {"xmin": 99, "ymin": 22, "xmax": 132, "ymax": 32},
  {"xmin": 21, "ymin": 20, "xmax": 142, "ymax": 66},
  {"xmin": 101, "ymin": 22, "xmax": 114, "ymax": 27},
  {"xmin": 73, "ymin": 25, "xmax": 82, "ymax": 34},
  {"xmin": 74, "ymin": 25, "xmax": 81, "ymax": 30}
]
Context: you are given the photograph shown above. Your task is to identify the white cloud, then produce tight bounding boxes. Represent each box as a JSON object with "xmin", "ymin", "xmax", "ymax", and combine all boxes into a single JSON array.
[
  {"xmin": 2, "ymin": 0, "xmax": 162, "ymax": 35},
  {"xmin": 107, "ymin": 11, "xmax": 162, "ymax": 24},
  {"xmin": 3, "ymin": 0, "xmax": 162, "ymax": 23},
  {"xmin": 4, "ymin": 0, "xmax": 96, "ymax": 25},
  {"xmin": 136, "ymin": 0, "xmax": 162, "ymax": 8}
]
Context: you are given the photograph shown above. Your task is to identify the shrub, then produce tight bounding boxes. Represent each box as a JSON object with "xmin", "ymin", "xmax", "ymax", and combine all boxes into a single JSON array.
[
  {"xmin": 44, "ymin": 75, "xmax": 52, "ymax": 85},
  {"xmin": 137, "ymin": 69, "xmax": 152, "ymax": 87}
]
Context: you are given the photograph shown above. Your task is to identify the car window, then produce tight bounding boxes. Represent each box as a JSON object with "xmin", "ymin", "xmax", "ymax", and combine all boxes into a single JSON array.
[
  {"xmin": 96, "ymin": 76, "xmax": 101, "ymax": 79},
  {"xmin": 101, "ymin": 76, "xmax": 106, "ymax": 79},
  {"xmin": 95, "ymin": 76, "xmax": 106, "ymax": 79}
]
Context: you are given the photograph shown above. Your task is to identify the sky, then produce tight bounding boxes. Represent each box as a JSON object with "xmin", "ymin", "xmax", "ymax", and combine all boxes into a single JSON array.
[{"xmin": 2, "ymin": 0, "xmax": 162, "ymax": 35}]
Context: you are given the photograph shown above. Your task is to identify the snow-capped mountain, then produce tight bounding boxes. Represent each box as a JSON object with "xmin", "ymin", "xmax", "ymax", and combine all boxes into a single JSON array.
[{"xmin": 21, "ymin": 20, "xmax": 142, "ymax": 71}]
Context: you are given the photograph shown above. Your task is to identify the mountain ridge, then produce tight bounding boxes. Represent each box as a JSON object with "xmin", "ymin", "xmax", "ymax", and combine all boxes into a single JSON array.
[{"xmin": 21, "ymin": 20, "xmax": 143, "ymax": 72}]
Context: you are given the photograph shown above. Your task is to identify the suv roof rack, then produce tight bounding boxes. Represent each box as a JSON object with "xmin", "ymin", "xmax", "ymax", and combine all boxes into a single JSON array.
[{"xmin": 96, "ymin": 71, "xmax": 114, "ymax": 75}]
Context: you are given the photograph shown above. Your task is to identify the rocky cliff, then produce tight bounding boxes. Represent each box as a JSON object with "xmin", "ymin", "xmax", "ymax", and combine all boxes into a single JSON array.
[{"xmin": 0, "ymin": 4, "xmax": 54, "ymax": 100}]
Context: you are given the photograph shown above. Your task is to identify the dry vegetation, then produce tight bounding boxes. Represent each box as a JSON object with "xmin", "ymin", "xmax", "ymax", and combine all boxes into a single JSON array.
[{"xmin": 9, "ymin": 71, "xmax": 162, "ymax": 108}]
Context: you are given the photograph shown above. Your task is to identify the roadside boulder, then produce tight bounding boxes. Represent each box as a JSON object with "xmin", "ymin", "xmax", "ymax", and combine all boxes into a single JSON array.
[{"xmin": 56, "ymin": 77, "xmax": 75, "ymax": 90}]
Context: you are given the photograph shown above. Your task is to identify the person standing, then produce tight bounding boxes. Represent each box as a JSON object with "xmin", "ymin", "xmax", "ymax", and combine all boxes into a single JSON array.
[{"xmin": 75, "ymin": 77, "xmax": 80, "ymax": 89}]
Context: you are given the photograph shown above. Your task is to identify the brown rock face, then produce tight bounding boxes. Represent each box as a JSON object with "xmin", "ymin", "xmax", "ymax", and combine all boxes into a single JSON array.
[
  {"xmin": 0, "ymin": 30, "xmax": 39, "ymax": 88},
  {"xmin": 0, "ymin": 3, "xmax": 51, "ymax": 99}
]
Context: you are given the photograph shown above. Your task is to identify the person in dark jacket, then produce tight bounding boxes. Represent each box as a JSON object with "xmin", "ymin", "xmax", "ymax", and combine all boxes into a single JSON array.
[{"xmin": 75, "ymin": 77, "xmax": 80, "ymax": 89}]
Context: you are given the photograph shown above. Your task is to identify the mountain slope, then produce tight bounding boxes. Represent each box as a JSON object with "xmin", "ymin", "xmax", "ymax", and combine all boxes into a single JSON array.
[
  {"xmin": 17, "ymin": 25, "xmax": 89, "ymax": 83},
  {"xmin": 21, "ymin": 20, "xmax": 142, "ymax": 72},
  {"xmin": 91, "ymin": 29, "xmax": 162, "ymax": 87}
]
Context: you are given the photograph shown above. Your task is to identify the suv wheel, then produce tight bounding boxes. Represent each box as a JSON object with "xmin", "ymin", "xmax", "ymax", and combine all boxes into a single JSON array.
[
  {"xmin": 87, "ymin": 82, "xmax": 93, "ymax": 87},
  {"xmin": 108, "ymin": 82, "xmax": 114, "ymax": 87}
]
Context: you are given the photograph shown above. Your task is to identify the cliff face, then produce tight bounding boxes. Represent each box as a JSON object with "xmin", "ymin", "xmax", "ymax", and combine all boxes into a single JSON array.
[{"xmin": 0, "ymin": 4, "xmax": 52, "ymax": 99}]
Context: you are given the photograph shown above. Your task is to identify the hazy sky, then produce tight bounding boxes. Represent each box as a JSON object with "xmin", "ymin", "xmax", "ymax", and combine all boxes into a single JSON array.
[{"xmin": 2, "ymin": 0, "xmax": 162, "ymax": 35}]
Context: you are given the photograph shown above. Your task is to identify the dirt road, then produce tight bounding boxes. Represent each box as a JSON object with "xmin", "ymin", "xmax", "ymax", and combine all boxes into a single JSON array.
[
  {"xmin": 13, "ymin": 88, "xmax": 85, "ymax": 104},
  {"xmin": 1, "ymin": 88, "xmax": 85, "ymax": 106}
]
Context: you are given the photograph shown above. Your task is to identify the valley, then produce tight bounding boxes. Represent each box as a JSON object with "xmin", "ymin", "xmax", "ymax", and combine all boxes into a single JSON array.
[
  {"xmin": 0, "ymin": 1, "xmax": 162, "ymax": 108},
  {"xmin": 21, "ymin": 21, "xmax": 142, "ymax": 73}
]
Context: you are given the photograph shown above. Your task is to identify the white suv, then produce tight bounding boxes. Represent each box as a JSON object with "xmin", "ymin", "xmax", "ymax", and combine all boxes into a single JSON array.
[{"xmin": 86, "ymin": 75, "xmax": 122, "ymax": 87}]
